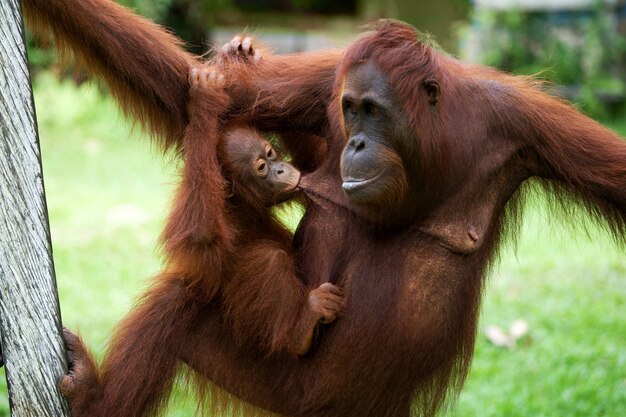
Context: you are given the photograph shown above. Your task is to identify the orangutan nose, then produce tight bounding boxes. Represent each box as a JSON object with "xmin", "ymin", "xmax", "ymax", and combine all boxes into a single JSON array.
[
  {"xmin": 348, "ymin": 135, "xmax": 366, "ymax": 153},
  {"xmin": 274, "ymin": 163, "xmax": 288, "ymax": 178}
]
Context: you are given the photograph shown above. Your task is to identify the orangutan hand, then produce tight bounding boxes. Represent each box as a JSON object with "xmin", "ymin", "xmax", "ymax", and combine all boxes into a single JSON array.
[
  {"xmin": 220, "ymin": 35, "xmax": 263, "ymax": 61},
  {"xmin": 308, "ymin": 283, "xmax": 347, "ymax": 324}
]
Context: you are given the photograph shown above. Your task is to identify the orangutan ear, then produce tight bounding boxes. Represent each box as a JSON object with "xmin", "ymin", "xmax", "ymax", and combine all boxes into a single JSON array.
[{"xmin": 423, "ymin": 79, "xmax": 440, "ymax": 105}]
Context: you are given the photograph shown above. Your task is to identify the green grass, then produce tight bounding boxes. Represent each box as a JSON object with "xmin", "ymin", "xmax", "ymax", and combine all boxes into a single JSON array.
[
  {"xmin": 0, "ymin": 75, "xmax": 624, "ymax": 416},
  {"xmin": 445, "ymin": 197, "xmax": 626, "ymax": 417}
]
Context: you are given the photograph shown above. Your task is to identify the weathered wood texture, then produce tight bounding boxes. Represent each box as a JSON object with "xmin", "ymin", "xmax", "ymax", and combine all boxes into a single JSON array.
[{"xmin": 0, "ymin": 1, "xmax": 71, "ymax": 416}]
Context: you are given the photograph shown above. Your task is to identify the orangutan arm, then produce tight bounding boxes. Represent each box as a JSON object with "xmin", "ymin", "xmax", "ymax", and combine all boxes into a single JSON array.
[
  {"xmin": 159, "ymin": 66, "xmax": 235, "ymax": 299},
  {"xmin": 216, "ymin": 36, "xmax": 341, "ymax": 169},
  {"xmin": 22, "ymin": 0, "xmax": 194, "ymax": 151},
  {"xmin": 23, "ymin": 0, "xmax": 342, "ymax": 151},
  {"xmin": 500, "ymin": 79, "xmax": 626, "ymax": 242},
  {"xmin": 222, "ymin": 243, "xmax": 346, "ymax": 356},
  {"xmin": 60, "ymin": 277, "xmax": 200, "ymax": 417},
  {"xmin": 223, "ymin": 49, "xmax": 342, "ymax": 137}
]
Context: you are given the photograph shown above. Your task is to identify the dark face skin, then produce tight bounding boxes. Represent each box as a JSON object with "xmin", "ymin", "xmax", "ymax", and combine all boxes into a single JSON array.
[
  {"xmin": 222, "ymin": 128, "xmax": 301, "ymax": 207},
  {"xmin": 339, "ymin": 62, "xmax": 410, "ymax": 214}
]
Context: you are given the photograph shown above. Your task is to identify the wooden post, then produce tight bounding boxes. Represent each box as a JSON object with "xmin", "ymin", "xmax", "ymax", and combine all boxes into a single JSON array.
[{"xmin": 0, "ymin": 1, "xmax": 71, "ymax": 416}]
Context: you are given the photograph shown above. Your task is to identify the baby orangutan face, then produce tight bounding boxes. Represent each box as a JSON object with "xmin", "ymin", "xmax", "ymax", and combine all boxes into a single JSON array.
[{"xmin": 221, "ymin": 127, "xmax": 301, "ymax": 207}]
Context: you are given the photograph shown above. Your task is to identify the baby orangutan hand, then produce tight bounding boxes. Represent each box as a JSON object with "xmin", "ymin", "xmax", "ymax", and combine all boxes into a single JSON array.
[
  {"xmin": 189, "ymin": 66, "xmax": 225, "ymax": 90},
  {"xmin": 186, "ymin": 64, "xmax": 230, "ymax": 120},
  {"xmin": 308, "ymin": 283, "xmax": 347, "ymax": 324}
]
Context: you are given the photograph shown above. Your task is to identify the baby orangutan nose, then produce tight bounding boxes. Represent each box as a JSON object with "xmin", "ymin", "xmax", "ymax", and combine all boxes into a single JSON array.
[{"xmin": 272, "ymin": 161, "xmax": 301, "ymax": 192}]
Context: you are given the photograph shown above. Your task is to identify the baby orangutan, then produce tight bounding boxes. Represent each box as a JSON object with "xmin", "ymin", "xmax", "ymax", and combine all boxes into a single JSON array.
[
  {"xmin": 217, "ymin": 125, "xmax": 346, "ymax": 354},
  {"xmin": 59, "ymin": 66, "xmax": 345, "ymax": 417},
  {"xmin": 168, "ymin": 65, "xmax": 347, "ymax": 355}
]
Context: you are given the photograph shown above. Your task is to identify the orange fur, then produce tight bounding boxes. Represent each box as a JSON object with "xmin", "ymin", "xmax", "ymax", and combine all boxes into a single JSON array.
[
  {"xmin": 58, "ymin": 59, "xmax": 345, "ymax": 417},
  {"xmin": 25, "ymin": 2, "xmax": 626, "ymax": 416}
]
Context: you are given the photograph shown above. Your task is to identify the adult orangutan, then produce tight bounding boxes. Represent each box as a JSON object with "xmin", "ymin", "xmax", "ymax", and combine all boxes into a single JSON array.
[{"xmin": 23, "ymin": 0, "xmax": 626, "ymax": 416}]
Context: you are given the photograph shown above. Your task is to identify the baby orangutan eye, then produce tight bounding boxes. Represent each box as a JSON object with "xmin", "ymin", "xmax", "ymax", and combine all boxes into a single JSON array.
[
  {"xmin": 266, "ymin": 146, "xmax": 276, "ymax": 160},
  {"xmin": 256, "ymin": 159, "xmax": 268, "ymax": 177}
]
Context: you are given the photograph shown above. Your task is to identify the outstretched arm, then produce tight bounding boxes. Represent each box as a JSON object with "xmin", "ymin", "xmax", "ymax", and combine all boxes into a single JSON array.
[
  {"xmin": 223, "ymin": 48, "xmax": 342, "ymax": 137},
  {"xmin": 23, "ymin": 0, "xmax": 343, "ymax": 150},
  {"xmin": 500, "ymin": 76, "xmax": 626, "ymax": 242},
  {"xmin": 161, "ymin": 66, "xmax": 234, "ymax": 299},
  {"xmin": 22, "ymin": 0, "xmax": 194, "ymax": 151},
  {"xmin": 218, "ymin": 36, "xmax": 341, "ymax": 168}
]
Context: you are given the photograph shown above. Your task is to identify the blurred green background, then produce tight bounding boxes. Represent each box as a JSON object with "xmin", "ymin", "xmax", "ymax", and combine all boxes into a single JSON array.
[{"xmin": 4, "ymin": 0, "xmax": 625, "ymax": 416}]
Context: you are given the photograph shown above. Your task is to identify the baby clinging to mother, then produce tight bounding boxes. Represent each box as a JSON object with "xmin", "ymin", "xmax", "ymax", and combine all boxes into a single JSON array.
[
  {"xmin": 23, "ymin": 0, "xmax": 626, "ymax": 416},
  {"xmin": 59, "ymin": 37, "xmax": 347, "ymax": 417}
]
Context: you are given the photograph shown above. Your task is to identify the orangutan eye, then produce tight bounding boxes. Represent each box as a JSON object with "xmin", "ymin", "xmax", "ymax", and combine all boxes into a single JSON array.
[
  {"xmin": 342, "ymin": 98, "xmax": 357, "ymax": 117},
  {"xmin": 363, "ymin": 101, "xmax": 380, "ymax": 118},
  {"xmin": 266, "ymin": 147, "xmax": 276, "ymax": 160},
  {"xmin": 256, "ymin": 160, "xmax": 268, "ymax": 177}
]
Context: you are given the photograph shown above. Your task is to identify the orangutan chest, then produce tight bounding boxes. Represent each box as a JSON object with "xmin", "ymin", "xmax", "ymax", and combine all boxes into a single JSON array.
[{"xmin": 294, "ymin": 207, "xmax": 352, "ymax": 287}]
